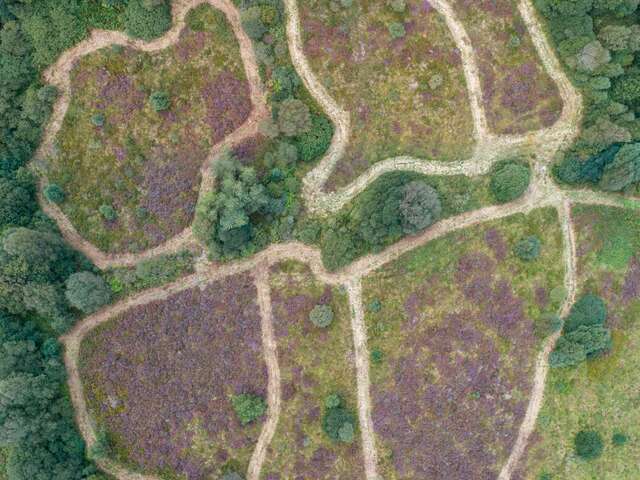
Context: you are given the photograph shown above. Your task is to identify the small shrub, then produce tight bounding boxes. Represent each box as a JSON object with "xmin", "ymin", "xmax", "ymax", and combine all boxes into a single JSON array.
[
  {"xmin": 98, "ymin": 204, "xmax": 117, "ymax": 221},
  {"xmin": 370, "ymin": 349, "xmax": 384, "ymax": 364},
  {"xmin": 368, "ymin": 299, "xmax": 382, "ymax": 313},
  {"xmin": 90, "ymin": 113, "xmax": 105, "ymax": 127},
  {"xmin": 324, "ymin": 393, "xmax": 342, "ymax": 409},
  {"xmin": 388, "ymin": 22, "xmax": 406, "ymax": 39},
  {"xmin": 309, "ymin": 304, "xmax": 334, "ymax": 328},
  {"xmin": 65, "ymin": 271, "xmax": 112, "ymax": 314},
  {"xmin": 490, "ymin": 161, "xmax": 530, "ymax": 203},
  {"xmin": 149, "ymin": 91, "xmax": 170, "ymax": 112},
  {"xmin": 514, "ymin": 236, "xmax": 541, "ymax": 261},
  {"xmin": 43, "ymin": 183, "xmax": 65, "ymax": 204},
  {"xmin": 231, "ymin": 393, "xmax": 266, "ymax": 425},
  {"xmin": 612, "ymin": 432, "xmax": 629, "ymax": 446},
  {"xmin": 574, "ymin": 430, "xmax": 604, "ymax": 459}
]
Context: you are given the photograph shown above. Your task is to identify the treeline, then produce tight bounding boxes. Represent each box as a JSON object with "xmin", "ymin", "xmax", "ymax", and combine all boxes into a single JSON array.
[
  {"xmin": 0, "ymin": 1, "xmax": 173, "ymax": 479},
  {"xmin": 536, "ymin": 0, "xmax": 640, "ymax": 193}
]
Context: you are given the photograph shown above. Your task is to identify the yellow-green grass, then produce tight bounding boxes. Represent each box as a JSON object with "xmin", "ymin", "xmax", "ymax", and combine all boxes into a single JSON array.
[
  {"xmin": 47, "ymin": 4, "xmax": 251, "ymax": 253},
  {"xmin": 520, "ymin": 205, "xmax": 640, "ymax": 479},
  {"xmin": 261, "ymin": 261, "xmax": 365, "ymax": 479},
  {"xmin": 450, "ymin": 0, "xmax": 562, "ymax": 134},
  {"xmin": 362, "ymin": 208, "xmax": 565, "ymax": 478},
  {"xmin": 300, "ymin": 0, "xmax": 475, "ymax": 190}
]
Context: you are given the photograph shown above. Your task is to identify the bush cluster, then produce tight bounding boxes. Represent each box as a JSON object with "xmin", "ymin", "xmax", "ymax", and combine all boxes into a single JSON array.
[
  {"xmin": 322, "ymin": 394, "xmax": 356, "ymax": 443},
  {"xmin": 550, "ymin": 294, "xmax": 612, "ymax": 368},
  {"xmin": 538, "ymin": 0, "xmax": 640, "ymax": 194}
]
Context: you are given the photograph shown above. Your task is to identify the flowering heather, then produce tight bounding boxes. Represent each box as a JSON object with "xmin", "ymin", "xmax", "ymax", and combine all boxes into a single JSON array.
[
  {"xmin": 49, "ymin": 5, "xmax": 251, "ymax": 253},
  {"xmin": 262, "ymin": 262, "xmax": 365, "ymax": 479},
  {"xmin": 362, "ymin": 211, "xmax": 565, "ymax": 479},
  {"xmin": 301, "ymin": 0, "xmax": 475, "ymax": 191},
  {"xmin": 79, "ymin": 273, "xmax": 266, "ymax": 479}
]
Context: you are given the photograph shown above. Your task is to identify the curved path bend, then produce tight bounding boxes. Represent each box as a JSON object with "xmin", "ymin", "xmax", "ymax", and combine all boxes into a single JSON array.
[{"xmin": 34, "ymin": 0, "xmax": 268, "ymax": 269}]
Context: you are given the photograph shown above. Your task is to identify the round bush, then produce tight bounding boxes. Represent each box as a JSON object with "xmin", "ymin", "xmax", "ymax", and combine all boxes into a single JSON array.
[
  {"xmin": 149, "ymin": 91, "xmax": 170, "ymax": 112},
  {"xmin": 231, "ymin": 393, "xmax": 266, "ymax": 425},
  {"xmin": 490, "ymin": 162, "xmax": 531, "ymax": 203},
  {"xmin": 514, "ymin": 236, "xmax": 541, "ymax": 261},
  {"xmin": 612, "ymin": 432, "xmax": 628, "ymax": 446},
  {"xmin": 574, "ymin": 430, "xmax": 604, "ymax": 459},
  {"xmin": 43, "ymin": 183, "xmax": 65, "ymax": 204},
  {"xmin": 98, "ymin": 204, "xmax": 117, "ymax": 221},
  {"xmin": 388, "ymin": 22, "xmax": 406, "ymax": 39},
  {"xmin": 65, "ymin": 272, "xmax": 111, "ymax": 314},
  {"xmin": 322, "ymin": 403, "xmax": 356, "ymax": 443},
  {"xmin": 309, "ymin": 304, "xmax": 334, "ymax": 328},
  {"xmin": 90, "ymin": 113, "xmax": 105, "ymax": 127},
  {"xmin": 564, "ymin": 294, "xmax": 607, "ymax": 333},
  {"xmin": 399, "ymin": 181, "xmax": 442, "ymax": 235}
]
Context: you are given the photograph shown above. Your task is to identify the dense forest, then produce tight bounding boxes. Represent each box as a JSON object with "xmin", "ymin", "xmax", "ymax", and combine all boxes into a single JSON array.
[{"xmin": 0, "ymin": 1, "xmax": 171, "ymax": 479}]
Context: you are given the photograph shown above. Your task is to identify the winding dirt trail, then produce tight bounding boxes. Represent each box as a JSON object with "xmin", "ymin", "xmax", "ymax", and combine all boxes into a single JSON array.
[
  {"xmin": 50, "ymin": 0, "xmax": 640, "ymax": 479},
  {"xmin": 34, "ymin": 0, "xmax": 268, "ymax": 269},
  {"xmin": 248, "ymin": 263, "xmax": 282, "ymax": 480}
]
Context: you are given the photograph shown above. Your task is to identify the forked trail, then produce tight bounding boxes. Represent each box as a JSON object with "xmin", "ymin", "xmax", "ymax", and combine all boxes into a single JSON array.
[
  {"xmin": 34, "ymin": 0, "xmax": 268, "ymax": 269},
  {"xmin": 50, "ymin": 0, "xmax": 640, "ymax": 479}
]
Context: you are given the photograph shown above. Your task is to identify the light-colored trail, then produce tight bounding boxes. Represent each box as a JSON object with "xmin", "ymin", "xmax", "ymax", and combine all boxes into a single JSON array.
[
  {"xmin": 34, "ymin": 0, "xmax": 268, "ymax": 269},
  {"xmin": 497, "ymin": 199, "xmax": 577, "ymax": 480},
  {"xmin": 248, "ymin": 263, "xmax": 282, "ymax": 480},
  {"xmin": 346, "ymin": 279, "xmax": 379, "ymax": 480}
]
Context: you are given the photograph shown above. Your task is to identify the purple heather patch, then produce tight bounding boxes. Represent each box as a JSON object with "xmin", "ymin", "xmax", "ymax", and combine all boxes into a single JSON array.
[{"xmin": 80, "ymin": 273, "xmax": 266, "ymax": 479}]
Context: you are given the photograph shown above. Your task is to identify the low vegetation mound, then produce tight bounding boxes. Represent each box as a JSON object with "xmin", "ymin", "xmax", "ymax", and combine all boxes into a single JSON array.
[
  {"xmin": 44, "ymin": 5, "xmax": 252, "ymax": 253},
  {"xmin": 79, "ymin": 273, "xmax": 267, "ymax": 478}
]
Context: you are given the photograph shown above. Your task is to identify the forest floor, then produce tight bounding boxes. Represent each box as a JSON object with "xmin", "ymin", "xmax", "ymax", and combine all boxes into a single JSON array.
[{"xmin": 48, "ymin": 0, "xmax": 640, "ymax": 479}]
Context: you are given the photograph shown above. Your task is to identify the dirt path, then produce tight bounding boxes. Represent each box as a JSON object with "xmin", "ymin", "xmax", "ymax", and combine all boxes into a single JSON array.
[
  {"xmin": 346, "ymin": 279, "xmax": 379, "ymax": 480},
  {"xmin": 497, "ymin": 199, "xmax": 577, "ymax": 480},
  {"xmin": 33, "ymin": 0, "xmax": 268, "ymax": 269},
  {"xmin": 248, "ymin": 263, "xmax": 282, "ymax": 480}
]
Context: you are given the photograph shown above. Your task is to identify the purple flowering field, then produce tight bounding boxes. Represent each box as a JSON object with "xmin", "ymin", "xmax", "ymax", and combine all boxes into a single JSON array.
[
  {"xmin": 300, "ymin": 0, "xmax": 476, "ymax": 191},
  {"xmin": 50, "ymin": 5, "xmax": 251, "ymax": 253},
  {"xmin": 362, "ymin": 208, "xmax": 564, "ymax": 479},
  {"xmin": 261, "ymin": 261, "xmax": 365, "ymax": 479},
  {"xmin": 450, "ymin": 0, "xmax": 562, "ymax": 134},
  {"xmin": 79, "ymin": 272, "xmax": 267, "ymax": 479}
]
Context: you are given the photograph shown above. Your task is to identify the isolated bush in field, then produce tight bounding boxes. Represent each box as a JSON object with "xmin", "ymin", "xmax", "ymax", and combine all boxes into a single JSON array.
[
  {"xmin": 514, "ymin": 235, "xmax": 541, "ymax": 261},
  {"xmin": 149, "ymin": 91, "xmax": 170, "ymax": 112},
  {"xmin": 277, "ymin": 98, "xmax": 312, "ymax": 136},
  {"xmin": 399, "ymin": 181, "xmax": 442, "ymax": 235},
  {"xmin": 124, "ymin": 0, "xmax": 171, "ymax": 41},
  {"xmin": 241, "ymin": 6, "xmax": 267, "ymax": 40},
  {"xmin": 98, "ymin": 204, "xmax": 117, "ymax": 221},
  {"xmin": 370, "ymin": 349, "xmax": 384, "ymax": 364},
  {"xmin": 309, "ymin": 304, "xmax": 334, "ymax": 328},
  {"xmin": 564, "ymin": 294, "xmax": 607, "ymax": 333},
  {"xmin": 90, "ymin": 113, "xmax": 105, "ymax": 127},
  {"xmin": 388, "ymin": 0, "xmax": 406, "ymax": 12},
  {"xmin": 43, "ymin": 183, "xmax": 65, "ymax": 204},
  {"xmin": 574, "ymin": 430, "xmax": 604, "ymax": 459},
  {"xmin": 612, "ymin": 432, "xmax": 629, "ymax": 446},
  {"xmin": 231, "ymin": 393, "xmax": 266, "ymax": 425},
  {"xmin": 388, "ymin": 22, "xmax": 406, "ymax": 39},
  {"xmin": 65, "ymin": 272, "xmax": 111, "ymax": 314},
  {"xmin": 322, "ymin": 394, "xmax": 356, "ymax": 443},
  {"xmin": 490, "ymin": 161, "xmax": 530, "ymax": 203},
  {"xmin": 599, "ymin": 142, "xmax": 640, "ymax": 191}
]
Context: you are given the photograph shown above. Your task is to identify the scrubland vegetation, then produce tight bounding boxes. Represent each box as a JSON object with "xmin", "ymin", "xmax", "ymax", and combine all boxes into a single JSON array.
[
  {"xmin": 79, "ymin": 273, "xmax": 267, "ymax": 478},
  {"xmin": 46, "ymin": 5, "xmax": 251, "ymax": 253},
  {"xmin": 362, "ymin": 208, "xmax": 565, "ymax": 479},
  {"xmin": 538, "ymin": 0, "xmax": 640, "ymax": 196},
  {"xmin": 300, "ymin": 0, "xmax": 476, "ymax": 190},
  {"xmin": 262, "ymin": 261, "xmax": 364, "ymax": 479},
  {"xmin": 518, "ymin": 205, "xmax": 640, "ymax": 479}
]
